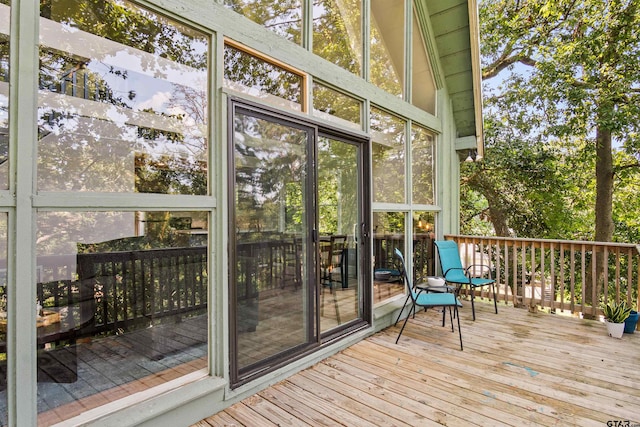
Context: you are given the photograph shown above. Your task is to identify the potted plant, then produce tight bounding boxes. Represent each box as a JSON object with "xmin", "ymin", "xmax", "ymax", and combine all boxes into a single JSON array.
[
  {"xmin": 603, "ymin": 301, "xmax": 631, "ymax": 338},
  {"xmin": 624, "ymin": 307, "xmax": 639, "ymax": 334}
]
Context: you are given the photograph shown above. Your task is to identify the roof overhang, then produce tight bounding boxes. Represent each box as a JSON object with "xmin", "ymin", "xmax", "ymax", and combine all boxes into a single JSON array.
[{"xmin": 417, "ymin": 0, "xmax": 484, "ymax": 156}]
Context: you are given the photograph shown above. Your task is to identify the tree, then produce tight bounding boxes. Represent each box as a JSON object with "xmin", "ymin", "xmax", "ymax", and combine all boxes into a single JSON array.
[
  {"xmin": 461, "ymin": 116, "xmax": 574, "ymax": 238},
  {"xmin": 479, "ymin": 0, "xmax": 640, "ymax": 244},
  {"xmin": 473, "ymin": 0, "xmax": 640, "ymax": 308}
]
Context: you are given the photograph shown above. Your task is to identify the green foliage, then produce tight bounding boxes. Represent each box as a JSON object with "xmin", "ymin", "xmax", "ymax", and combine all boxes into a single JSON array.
[
  {"xmin": 465, "ymin": 0, "xmax": 640, "ymax": 243},
  {"xmin": 461, "ymin": 116, "xmax": 576, "ymax": 238},
  {"xmin": 603, "ymin": 300, "xmax": 631, "ymax": 323},
  {"xmin": 224, "ymin": 0, "xmax": 302, "ymax": 44}
]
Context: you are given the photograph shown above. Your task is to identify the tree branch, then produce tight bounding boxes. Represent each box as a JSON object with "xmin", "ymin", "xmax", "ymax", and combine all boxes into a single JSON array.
[
  {"xmin": 614, "ymin": 162, "xmax": 640, "ymax": 173},
  {"xmin": 483, "ymin": 53, "xmax": 537, "ymax": 80}
]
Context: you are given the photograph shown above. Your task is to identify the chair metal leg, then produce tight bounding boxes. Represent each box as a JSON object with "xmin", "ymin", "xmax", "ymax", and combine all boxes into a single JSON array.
[
  {"xmin": 395, "ymin": 306, "xmax": 412, "ymax": 344},
  {"xmin": 470, "ymin": 288, "xmax": 476, "ymax": 321},
  {"xmin": 394, "ymin": 293, "xmax": 412, "ymax": 326},
  {"xmin": 448, "ymin": 306, "xmax": 454, "ymax": 332},
  {"xmin": 492, "ymin": 283, "xmax": 498, "ymax": 314},
  {"xmin": 455, "ymin": 305, "xmax": 463, "ymax": 350}
]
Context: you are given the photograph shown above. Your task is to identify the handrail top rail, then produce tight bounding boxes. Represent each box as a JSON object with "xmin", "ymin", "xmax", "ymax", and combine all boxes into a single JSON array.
[{"xmin": 445, "ymin": 234, "xmax": 640, "ymax": 253}]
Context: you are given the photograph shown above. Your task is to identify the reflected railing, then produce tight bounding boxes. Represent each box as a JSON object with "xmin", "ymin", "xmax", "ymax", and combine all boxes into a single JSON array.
[
  {"xmin": 373, "ymin": 232, "xmax": 435, "ymax": 283},
  {"xmin": 372, "ymin": 232, "xmax": 436, "ymax": 303},
  {"xmin": 36, "ymin": 247, "xmax": 208, "ymax": 341},
  {"xmin": 0, "ymin": 245, "xmax": 209, "ymax": 423},
  {"xmin": 444, "ymin": 235, "xmax": 640, "ymax": 319}
]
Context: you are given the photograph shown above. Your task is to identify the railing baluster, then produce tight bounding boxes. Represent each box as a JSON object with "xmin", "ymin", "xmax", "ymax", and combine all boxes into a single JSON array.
[
  {"xmin": 569, "ymin": 243, "xmax": 575, "ymax": 312},
  {"xmin": 559, "ymin": 242, "xmax": 565, "ymax": 312},
  {"xmin": 590, "ymin": 244, "xmax": 597, "ymax": 317},
  {"xmin": 550, "ymin": 242, "xmax": 555, "ymax": 311},
  {"xmin": 627, "ymin": 247, "xmax": 634, "ymax": 306},
  {"xmin": 615, "ymin": 247, "xmax": 621, "ymax": 303},
  {"xmin": 637, "ymin": 254, "xmax": 640, "ymax": 313}
]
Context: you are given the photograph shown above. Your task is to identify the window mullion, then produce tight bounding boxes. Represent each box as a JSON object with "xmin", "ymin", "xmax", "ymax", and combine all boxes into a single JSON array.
[{"xmin": 10, "ymin": 0, "xmax": 40, "ymax": 425}]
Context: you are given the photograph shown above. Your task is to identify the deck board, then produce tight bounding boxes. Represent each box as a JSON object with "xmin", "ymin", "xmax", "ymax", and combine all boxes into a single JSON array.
[{"xmin": 195, "ymin": 301, "xmax": 640, "ymax": 426}]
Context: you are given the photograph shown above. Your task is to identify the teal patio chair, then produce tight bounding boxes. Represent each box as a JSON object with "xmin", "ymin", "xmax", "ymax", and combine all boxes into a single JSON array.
[
  {"xmin": 434, "ymin": 240, "xmax": 498, "ymax": 321},
  {"xmin": 394, "ymin": 248, "xmax": 463, "ymax": 350}
]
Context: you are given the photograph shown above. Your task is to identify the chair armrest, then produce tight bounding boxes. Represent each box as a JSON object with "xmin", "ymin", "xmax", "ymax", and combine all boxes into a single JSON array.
[
  {"xmin": 443, "ymin": 267, "xmax": 466, "ymax": 277},
  {"xmin": 466, "ymin": 264, "xmax": 493, "ymax": 278}
]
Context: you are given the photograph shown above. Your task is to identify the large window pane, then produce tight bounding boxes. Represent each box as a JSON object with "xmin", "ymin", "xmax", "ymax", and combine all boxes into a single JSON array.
[
  {"xmin": 371, "ymin": 107, "xmax": 405, "ymax": 203},
  {"xmin": 38, "ymin": 0, "xmax": 208, "ymax": 194},
  {"xmin": 35, "ymin": 211, "xmax": 208, "ymax": 425},
  {"xmin": 411, "ymin": 12, "xmax": 436, "ymax": 114},
  {"xmin": 373, "ymin": 211, "xmax": 405, "ymax": 304},
  {"xmin": 223, "ymin": 0, "xmax": 302, "ymax": 45},
  {"xmin": 312, "ymin": 0, "xmax": 362, "ymax": 76},
  {"xmin": 0, "ymin": 1, "xmax": 9, "ymax": 190},
  {"xmin": 413, "ymin": 211, "xmax": 436, "ymax": 284},
  {"xmin": 312, "ymin": 83, "xmax": 361, "ymax": 130},
  {"xmin": 411, "ymin": 124, "xmax": 435, "ymax": 205},
  {"xmin": 370, "ymin": 0, "xmax": 404, "ymax": 97},
  {"xmin": 0, "ymin": 214, "xmax": 7, "ymax": 426},
  {"xmin": 224, "ymin": 44, "xmax": 304, "ymax": 112}
]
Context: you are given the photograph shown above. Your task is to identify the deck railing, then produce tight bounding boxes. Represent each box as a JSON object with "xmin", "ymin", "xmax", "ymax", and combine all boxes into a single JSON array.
[
  {"xmin": 34, "ymin": 246, "xmax": 208, "ymax": 339},
  {"xmin": 444, "ymin": 235, "xmax": 640, "ymax": 318}
]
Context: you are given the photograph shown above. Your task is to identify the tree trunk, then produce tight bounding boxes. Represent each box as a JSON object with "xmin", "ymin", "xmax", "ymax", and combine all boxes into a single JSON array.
[
  {"xmin": 467, "ymin": 176, "xmax": 511, "ymax": 236},
  {"xmin": 487, "ymin": 202, "xmax": 511, "ymax": 237},
  {"xmin": 584, "ymin": 127, "xmax": 614, "ymax": 313},
  {"xmin": 594, "ymin": 128, "xmax": 614, "ymax": 243}
]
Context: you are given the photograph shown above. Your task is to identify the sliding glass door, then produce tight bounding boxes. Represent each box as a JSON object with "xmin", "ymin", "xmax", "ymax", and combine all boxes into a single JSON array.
[
  {"xmin": 229, "ymin": 99, "xmax": 368, "ymax": 386},
  {"xmin": 318, "ymin": 134, "xmax": 362, "ymax": 333}
]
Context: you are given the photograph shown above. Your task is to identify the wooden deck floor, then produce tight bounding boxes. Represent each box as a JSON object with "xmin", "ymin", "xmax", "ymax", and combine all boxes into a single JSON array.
[{"xmin": 194, "ymin": 301, "xmax": 640, "ymax": 426}]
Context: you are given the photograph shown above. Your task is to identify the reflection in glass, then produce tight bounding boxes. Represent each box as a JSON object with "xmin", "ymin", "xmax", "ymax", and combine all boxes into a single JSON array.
[
  {"xmin": 413, "ymin": 211, "xmax": 436, "ymax": 284},
  {"xmin": 312, "ymin": 0, "xmax": 362, "ymax": 76},
  {"xmin": 224, "ymin": 44, "xmax": 304, "ymax": 112},
  {"xmin": 373, "ymin": 211, "xmax": 405, "ymax": 303},
  {"xmin": 35, "ymin": 211, "xmax": 207, "ymax": 425},
  {"xmin": 411, "ymin": 124, "xmax": 435, "ymax": 205},
  {"xmin": 0, "ymin": 214, "xmax": 7, "ymax": 426},
  {"xmin": 0, "ymin": 2, "xmax": 9, "ymax": 190},
  {"xmin": 312, "ymin": 83, "xmax": 361, "ymax": 129},
  {"xmin": 233, "ymin": 110, "xmax": 312, "ymax": 375},
  {"xmin": 370, "ymin": 0, "xmax": 404, "ymax": 97},
  {"xmin": 223, "ymin": 0, "xmax": 302, "ymax": 44},
  {"xmin": 318, "ymin": 136, "xmax": 360, "ymax": 332},
  {"xmin": 411, "ymin": 12, "xmax": 436, "ymax": 114},
  {"xmin": 38, "ymin": 0, "xmax": 208, "ymax": 194},
  {"xmin": 371, "ymin": 107, "xmax": 405, "ymax": 203}
]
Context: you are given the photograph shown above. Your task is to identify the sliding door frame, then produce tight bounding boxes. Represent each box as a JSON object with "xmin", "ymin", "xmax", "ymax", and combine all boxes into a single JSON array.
[{"xmin": 228, "ymin": 97, "xmax": 371, "ymax": 387}]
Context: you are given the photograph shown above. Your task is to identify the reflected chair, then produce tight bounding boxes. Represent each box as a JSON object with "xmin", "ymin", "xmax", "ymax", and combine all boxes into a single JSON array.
[
  {"xmin": 320, "ymin": 235, "xmax": 347, "ymax": 291},
  {"xmin": 434, "ymin": 240, "xmax": 498, "ymax": 321},
  {"xmin": 394, "ymin": 249, "xmax": 463, "ymax": 350},
  {"xmin": 281, "ymin": 236, "xmax": 302, "ymax": 289},
  {"xmin": 320, "ymin": 235, "xmax": 347, "ymax": 322}
]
